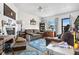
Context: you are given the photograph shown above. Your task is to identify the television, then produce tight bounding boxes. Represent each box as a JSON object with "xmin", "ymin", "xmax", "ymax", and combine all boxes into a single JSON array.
[{"xmin": 4, "ymin": 3, "xmax": 16, "ymax": 20}]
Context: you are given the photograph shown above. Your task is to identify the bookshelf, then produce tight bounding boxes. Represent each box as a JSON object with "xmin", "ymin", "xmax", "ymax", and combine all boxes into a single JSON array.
[{"xmin": 39, "ymin": 23, "xmax": 45, "ymax": 32}]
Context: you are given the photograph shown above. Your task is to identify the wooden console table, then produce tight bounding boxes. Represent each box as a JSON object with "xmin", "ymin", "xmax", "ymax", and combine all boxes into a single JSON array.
[
  {"xmin": 43, "ymin": 31, "xmax": 56, "ymax": 37},
  {"xmin": 0, "ymin": 35, "xmax": 15, "ymax": 54}
]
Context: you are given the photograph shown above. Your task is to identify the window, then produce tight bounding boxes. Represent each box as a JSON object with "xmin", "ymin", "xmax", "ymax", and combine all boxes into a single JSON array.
[
  {"xmin": 62, "ymin": 18, "xmax": 71, "ymax": 33},
  {"xmin": 48, "ymin": 19, "xmax": 58, "ymax": 32},
  {"xmin": 48, "ymin": 19, "xmax": 55, "ymax": 31}
]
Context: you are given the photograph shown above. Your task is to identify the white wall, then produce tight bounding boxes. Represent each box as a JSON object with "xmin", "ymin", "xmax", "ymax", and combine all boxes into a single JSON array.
[
  {"xmin": 45, "ymin": 11, "xmax": 79, "ymax": 34},
  {"xmin": 0, "ymin": 3, "xmax": 3, "ymax": 20},
  {"xmin": 0, "ymin": 3, "xmax": 3, "ymax": 35},
  {"xmin": 18, "ymin": 11, "xmax": 40, "ymax": 30}
]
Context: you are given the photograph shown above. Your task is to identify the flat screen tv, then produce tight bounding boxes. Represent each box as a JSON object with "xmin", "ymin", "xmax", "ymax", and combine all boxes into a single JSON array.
[{"xmin": 4, "ymin": 3, "xmax": 16, "ymax": 20}]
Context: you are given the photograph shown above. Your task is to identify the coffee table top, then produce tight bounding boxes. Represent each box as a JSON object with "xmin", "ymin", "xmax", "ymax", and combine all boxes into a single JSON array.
[
  {"xmin": 45, "ymin": 37, "xmax": 62, "ymax": 42},
  {"xmin": 47, "ymin": 43, "xmax": 74, "ymax": 55}
]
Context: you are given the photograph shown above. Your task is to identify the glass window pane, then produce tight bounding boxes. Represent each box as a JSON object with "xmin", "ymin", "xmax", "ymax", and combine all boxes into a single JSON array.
[
  {"xmin": 63, "ymin": 19, "xmax": 70, "ymax": 26},
  {"xmin": 62, "ymin": 18, "xmax": 71, "ymax": 33}
]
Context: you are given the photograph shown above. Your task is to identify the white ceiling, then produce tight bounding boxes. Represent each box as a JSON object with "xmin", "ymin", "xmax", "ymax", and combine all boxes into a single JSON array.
[{"xmin": 14, "ymin": 3, "xmax": 79, "ymax": 17}]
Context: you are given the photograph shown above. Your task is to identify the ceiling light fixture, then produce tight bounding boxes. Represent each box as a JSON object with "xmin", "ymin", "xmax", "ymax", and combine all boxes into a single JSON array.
[{"xmin": 38, "ymin": 6, "xmax": 43, "ymax": 12}]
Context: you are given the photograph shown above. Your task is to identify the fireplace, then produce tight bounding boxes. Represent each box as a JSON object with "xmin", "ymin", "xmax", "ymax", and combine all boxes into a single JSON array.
[{"xmin": 6, "ymin": 28, "xmax": 15, "ymax": 35}]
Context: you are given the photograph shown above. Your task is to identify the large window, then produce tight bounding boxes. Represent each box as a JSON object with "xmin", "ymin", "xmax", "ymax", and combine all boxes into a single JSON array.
[
  {"xmin": 48, "ymin": 19, "xmax": 55, "ymax": 31},
  {"xmin": 48, "ymin": 19, "xmax": 58, "ymax": 32},
  {"xmin": 48, "ymin": 20, "xmax": 55, "ymax": 31},
  {"xmin": 62, "ymin": 18, "xmax": 71, "ymax": 33}
]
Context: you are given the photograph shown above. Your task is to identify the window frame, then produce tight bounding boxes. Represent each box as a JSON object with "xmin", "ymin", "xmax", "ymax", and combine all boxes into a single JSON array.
[{"xmin": 62, "ymin": 18, "xmax": 71, "ymax": 33}]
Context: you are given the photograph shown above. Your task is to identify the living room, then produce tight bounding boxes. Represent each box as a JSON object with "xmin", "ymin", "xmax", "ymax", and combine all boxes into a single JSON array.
[{"xmin": 0, "ymin": 3, "xmax": 79, "ymax": 55}]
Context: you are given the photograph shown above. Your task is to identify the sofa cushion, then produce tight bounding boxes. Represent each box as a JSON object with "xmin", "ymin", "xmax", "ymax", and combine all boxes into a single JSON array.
[
  {"xmin": 29, "ymin": 39, "xmax": 47, "ymax": 52},
  {"xmin": 16, "ymin": 37, "xmax": 26, "ymax": 43}
]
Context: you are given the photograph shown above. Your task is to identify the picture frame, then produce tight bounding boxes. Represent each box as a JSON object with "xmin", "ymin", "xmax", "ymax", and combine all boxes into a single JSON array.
[{"xmin": 30, "ymin": 18, "xmax": 36, "ymax": 25}]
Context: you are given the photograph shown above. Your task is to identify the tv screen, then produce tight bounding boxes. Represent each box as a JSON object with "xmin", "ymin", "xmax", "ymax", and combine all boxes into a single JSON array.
[{"xmin": 4, "ymin": 3, "xmax": 16, "ymax": 20}]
